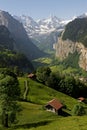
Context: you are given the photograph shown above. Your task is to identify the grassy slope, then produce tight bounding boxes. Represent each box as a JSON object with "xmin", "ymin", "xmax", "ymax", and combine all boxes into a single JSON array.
[
  {"xmin": 18, "ymin": 77, "xmax": 77, "ymax": 110},
  {"xmin": 27, "ymin": 116, "xmax": 87, "ymax": 130},
  {"xmin": 0, "ymin": 77, "xmax": 87, "ymax": 130},
  {"xmin": 1, "ymin": 115, "xmax": 87, "ymax": 130}
]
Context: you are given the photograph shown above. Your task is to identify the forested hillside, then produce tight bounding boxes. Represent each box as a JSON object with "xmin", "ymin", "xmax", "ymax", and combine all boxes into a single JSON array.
[
  {"xmin": 62, "ymin": 18, "xmax": 87, "ymax": 47},
  {"xmin": 0, "ymin": 25, "xmax": 34, "ymax": 73},
  {"xmin": 0, "ymin": 10, "xmax": 45, "ymax": 60},
  {"xmin": 0, "ymin": 25, "xmax": 14, "ymax": 50}
]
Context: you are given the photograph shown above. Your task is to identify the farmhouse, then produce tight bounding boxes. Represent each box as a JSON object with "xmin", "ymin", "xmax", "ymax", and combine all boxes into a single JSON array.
[
  {"xmin": 27, "ymin": 73, "xmax": 36, "ymax": 79},
  {"xmin": 45, "ymin": 99, "xmax": 63, "ymax": 115},
  {"xmin": 78, "ymin": 97, "xmax": 85, "ymax": 102}
]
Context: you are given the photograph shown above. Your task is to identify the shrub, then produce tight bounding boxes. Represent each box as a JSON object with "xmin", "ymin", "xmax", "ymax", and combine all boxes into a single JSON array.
[{"xmin": 72, "ymin": 103, "xmax": 86, "ymax": 116}]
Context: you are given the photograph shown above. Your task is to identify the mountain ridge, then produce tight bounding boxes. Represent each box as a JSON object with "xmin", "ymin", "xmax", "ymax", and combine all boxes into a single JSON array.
[
  {"xmin": 0, "ymin": 25, "xmax": 34, "ymax": 72},
  {"xmin": 0, "ymin": 10, "xmax": 45, "ymax": 60},
  {"xmin": 55, "ymin": 17, "xmax": 87, "ymax": 71},
  {"xmin": 14, "ymin": 15, "xmax": 70, "ymax": 37},
  {"xmin": 14, "ymin": 15, "xmax": 71, "ymax": 51}
]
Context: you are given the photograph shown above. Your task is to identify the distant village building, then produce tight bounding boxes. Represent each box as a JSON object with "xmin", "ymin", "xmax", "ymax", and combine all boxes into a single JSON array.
[
  {"xmin": 27, "ymin": 73, "xmax": 36, "ymax": 79},
  {"xmin": 78, "ymin": 97, "xmax": 85, "ymax": 102},
  {"xmin": 79, "ymin": 77, "xmax": 87, "ymax": 82},
  {"xmin": 45, "ymin": 99, "xmax": 63, "ymax": 115}
]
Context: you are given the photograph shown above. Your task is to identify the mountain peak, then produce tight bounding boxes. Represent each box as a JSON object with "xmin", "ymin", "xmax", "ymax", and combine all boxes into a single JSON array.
[
  {"xmin": 78, "ymin": 12, "xmax": 87, "ymax": 18},
  {"xmin": 15, "ymin": 15, "xmax": 68, "ymax": 37},
  {"xmin": 0, "ymin": 10, "xmax": 45, "ymax": 59}
]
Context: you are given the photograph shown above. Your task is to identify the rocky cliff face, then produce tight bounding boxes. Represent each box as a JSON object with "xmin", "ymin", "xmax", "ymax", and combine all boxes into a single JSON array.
[
  {"xmin": 55, "ymin": 36, "xmax": 87, "ymax": 71},
  {"xmin": 55, "ymin": 37, "xmax": 76, "ymax": 60},
  {"xmin": 78, "ymin": 43, "xmax": 87, "ymax": 71}
]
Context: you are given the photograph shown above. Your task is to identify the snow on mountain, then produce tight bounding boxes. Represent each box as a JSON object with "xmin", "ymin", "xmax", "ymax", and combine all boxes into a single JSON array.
[
  {"xmin": 13, "ymin": 15, "xmax": 72, "ymax": 51},
  {"xmin": 37, "ymin": 16, "xmax": 62, "ymax": 28},
  {"xmin": 14, "ymin": 12, "xmax": 87, "ymax": 38},
  {"xmin": 78, "ymin": 13, "xmax": 87, "ymax": 18},
  {"xmin": 13, "ymin": 13, "xmax": 87, "ymax": 51},
  {"xmin": 60, "ymin": 19, "xmax": 72, "ymax": 25},
  {"xmin": 14, "ymin": 15, "xmax": 70, "ymax": 37},
  {"xmin": 14, "ymin": 15, "xmax": 40, "ymax": 37},
  {"xmin": 36, "ymin": 16, "xmax": 63, "ymax": 34}
]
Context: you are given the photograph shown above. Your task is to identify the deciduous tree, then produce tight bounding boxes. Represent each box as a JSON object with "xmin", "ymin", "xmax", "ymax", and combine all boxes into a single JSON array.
[{"xmin": 0, "ymin": 69, "xmax": 20, "ymax": 127}]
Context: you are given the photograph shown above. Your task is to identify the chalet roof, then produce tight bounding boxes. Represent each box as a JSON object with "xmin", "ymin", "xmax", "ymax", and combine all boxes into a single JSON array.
[
  {"xmin": 27, "ymin": 73, "xmax": 35, "ymax": 78},
  {"xmin": 46, "ymin": 99, "xmax": 63, "ymax": 110},
  {"xmin": 78, "ymin": 97, "xmax": 85, "ymax": 101}
]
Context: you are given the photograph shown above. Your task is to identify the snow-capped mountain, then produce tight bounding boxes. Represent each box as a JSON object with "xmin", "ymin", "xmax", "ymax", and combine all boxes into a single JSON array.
[
  {"xmin": 14, "ymin": 15, "xmax": 70, "ymax": 37},
  {"xmin": 0, "ymin": 10, "xmax": 45, "ymax": 59},
  {"xmin": 14, "ymin": 15, "xmax": 40, "ymax": 37},
  {"xmin": 37, "ymin": 16, "xmax": 62, "ymax": 33},
  {"xmin": 14, "ymin": 15, "xmax": 71, "ymax": 51},
  {"xmin": 77, "ymin": 13, "xmax": 87, "ymax": 19}
]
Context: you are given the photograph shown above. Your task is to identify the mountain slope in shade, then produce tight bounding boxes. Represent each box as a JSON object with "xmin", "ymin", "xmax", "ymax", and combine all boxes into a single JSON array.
[
  {"xmin": 0, "ymin": 25, "xmax": 34, "ymax": 72},
  {"xmin": 62, "ymin": 17, "xmax": 87, "ymax": 47},
  {"xmin": 78, "ymin": 13, "xmax": 87, "ymax": 18},
  {"xmin": 0, "ymin": 25, "xmax": 14, "ymax": 50},
  {"xmin": 0, "ymin": 10, "xmax": 45, "ymax": 60}
]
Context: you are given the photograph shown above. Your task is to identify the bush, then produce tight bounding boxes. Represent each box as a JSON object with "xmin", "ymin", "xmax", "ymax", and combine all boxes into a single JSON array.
[{"xmin": 72, "ymin": 103, "xmax": 86, "ymax": 116}]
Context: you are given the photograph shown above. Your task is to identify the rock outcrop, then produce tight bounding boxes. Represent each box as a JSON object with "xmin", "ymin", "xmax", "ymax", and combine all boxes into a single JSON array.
[
  {"xmin": 55, "ymin": 36, "xmax": 87, "ymax": 71},
  {"xmin": 55, "ymin": 38, "xmax": 76, "ymax": 60}
]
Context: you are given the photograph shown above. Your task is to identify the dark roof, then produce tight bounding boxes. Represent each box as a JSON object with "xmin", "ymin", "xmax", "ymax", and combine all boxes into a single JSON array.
[{"xmin": 46, "ymin": 99, "xmax": 63, "ymax": 110}]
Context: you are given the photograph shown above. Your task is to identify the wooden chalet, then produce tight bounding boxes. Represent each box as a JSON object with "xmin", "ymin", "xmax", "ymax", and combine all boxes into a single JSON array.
[
  {"xmin": 27, "ymin": 73, "xmax": 36, "ymax": 79},
  {"xmin": 78, "ymin": 97, "xmax": 85, "ymax": 102},
  {"xmin": 45, "ymin": 99, "xmax": 63, "ymax": 115}
]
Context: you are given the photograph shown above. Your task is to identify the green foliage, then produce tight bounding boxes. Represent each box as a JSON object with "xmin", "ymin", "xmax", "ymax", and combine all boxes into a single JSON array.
[
  {"xmin": 0, "ymin": 76, "xmax": 85, "ymax": 130},
  {"xmin": 0, "ymin": 69, "xmax": 21, "ymax": 127},
  {"xmin": 32, "ymin": 31, "xmax": 59, "ymax": 52},
  {"xmin": 63, "ymin": 51, "xmax": 80, "ymax": 69},
  {"xmin": 62, "ymin": 18, "xmax": 87, "ymax": 47},
  {"xmin": 0, "ymin": 76, "xmax": 85, "ymax": 129},
  {"xmin": 9, "ymin": 112, "xmax": 16, "ymax": 124},
  {"xmin": 0, "ymin": 25, "xmax": 34, "ymax": 73},
  {"xmin": 36, "ymin": 66, "xmax": 51, "ymax": 83},
  {"xmin": 3, "ymin": 76, "xmax": 86, "ymax": 130},
  {"xmin": 72, "ymin": 103, "xmax": 86, "ymax": 116},
  {"xmin": 36, "ymin": 66, "xmax": 87, "ymax": 98},
  {"xmin": 0, "ymin": 49, "xmax": 34, "ymax": 73},
  {"xmin": 59, "ymin": 76, "xmax": 80, "ymax": 97},
  {"xmin": 45, "ymin": 72, "xmax": 62, "ymax": 89},
  {"xmin": 35, "ymin": 56, "xmax": 87, "ymax": 78},
  {"xmin": 18, "ymin": 77, "xmax": 77, "ymax": 111}
]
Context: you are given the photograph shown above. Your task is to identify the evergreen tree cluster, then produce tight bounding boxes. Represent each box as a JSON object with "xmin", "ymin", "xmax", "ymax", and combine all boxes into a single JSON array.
[
  {"xmin": 62, "ymin": 18, "xmax": 87, "ymax": 47},
  {"xmin": 0, "ymin": 69, "xmax": 21, "ymax": 127},
  {"xmin": 0, "ymin": 49, "xmax": 34, "ymax": 73},
  {"xmin": 0, "ymin": 25, "xmax": 34, "ymax": 73},
  {"xmin": 36, "ymin": 66, "xmax": 87, "ymax": 98}
]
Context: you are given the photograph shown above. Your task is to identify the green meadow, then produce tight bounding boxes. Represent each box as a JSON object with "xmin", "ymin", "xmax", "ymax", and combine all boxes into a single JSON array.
[{"xmin": 0, "ymin": 77, "xmax": 87, "ymax": 130}]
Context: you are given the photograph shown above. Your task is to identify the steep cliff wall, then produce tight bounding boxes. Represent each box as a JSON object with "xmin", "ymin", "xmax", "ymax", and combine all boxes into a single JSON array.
[
  {"xmin": 55, "ymin": 37, "xmax": 87, "ymax": 71},
  {"xmin": 78, "ymin": 43, "xmax": 87, "ymax": 71},
  {"xmin": 55, "ymin": 38, "xmax": 76, "ymax": 60}
]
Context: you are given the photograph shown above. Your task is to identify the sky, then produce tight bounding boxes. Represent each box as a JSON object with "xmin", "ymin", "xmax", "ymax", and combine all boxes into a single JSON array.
[{"xmin": 0, "ymin": 0, "xmax": 87, "ymax": 20}]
